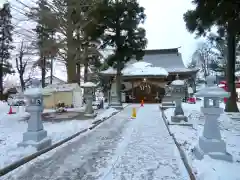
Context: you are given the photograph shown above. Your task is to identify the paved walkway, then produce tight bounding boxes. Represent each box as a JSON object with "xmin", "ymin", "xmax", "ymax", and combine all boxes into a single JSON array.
[
  {"xmin": 102, "ymin": 104, "xmax": 189, "ymax": 180},
  {"xmin": 3, "ymin": 105, "xmax": 189, "ymax": 180}
]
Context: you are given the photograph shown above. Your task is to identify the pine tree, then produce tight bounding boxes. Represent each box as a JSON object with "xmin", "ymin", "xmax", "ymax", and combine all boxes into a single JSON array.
[
  {"xmin": 0, "ymin": 3, "xmax": 14, "ymax": 99},
  {"xmin": 183, "ymin": 0, "xmax": 240, "ymax": 112},
  {"xmin": 30, "ymin": 0, "xmax": 58, "ymax": 88},
  {"xmin": 86, "ymin": 0, "xmax": 147, "ymax": 107}
]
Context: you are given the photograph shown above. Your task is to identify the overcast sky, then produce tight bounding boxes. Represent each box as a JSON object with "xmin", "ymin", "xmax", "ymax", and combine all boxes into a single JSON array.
[
  {"xmin": 5, "ymin": 0, "xmax": 202, "ymax": 82},
  {"xmin": 139, "ymin": 0, "xmax": 200, "ymax": 65}
]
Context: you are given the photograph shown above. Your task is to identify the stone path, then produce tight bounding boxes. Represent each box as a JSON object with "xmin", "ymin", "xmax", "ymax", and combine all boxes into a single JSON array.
[
  {"xmin": 3, "ymin": 104, "xmax": 189, "ymax": 180},
  {"xmin": 102, "ymin": 104, "xmax": 189, "ymax": 180}
]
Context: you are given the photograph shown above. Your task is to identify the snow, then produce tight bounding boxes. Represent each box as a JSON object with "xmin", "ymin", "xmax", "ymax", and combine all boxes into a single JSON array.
[
  {"xmin": 2, "ymin": 104, "xmax": 189, "ymax": 180},
  {"xmin": 195, "ymin": 86, "xmax": 230, "ymax": 98},
  {"xmin": 24, "ymin": 87, "xmax": 42, "ymax": 96},
  {"xmin": 43, "ymin": 83, "xmax": 81, "ymax": 92},
  {"xmin": 235, "ymin": 71, "xmax": 240, "ymax": 77},
  {"xmin": 0, "ymin": 101, "xmax": 121, "ymax": 169},
  {"xmin": 171, "ymin": 79, "xmax": 185, "ymax": 86},
  {"xmin": 101, "ymin": 61, "xmax": 169, "ymax": 76},
  {"xmin": 81, "ymin": 82, "xmax": 97, "ymax": 87},
  {"xmin": 101, "ymin": 105, "xmax": 188, "ymax": 179},
  {"xmin": 164, "ymin": 101, "xmax": 240, "ymax": 180}
]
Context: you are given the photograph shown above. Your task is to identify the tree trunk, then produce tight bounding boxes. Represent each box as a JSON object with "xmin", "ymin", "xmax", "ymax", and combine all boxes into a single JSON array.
[
  {"xmin": 19, "ymin": 74, "xmax": 25, "ymax": 92},
  {"xmin": 41, "ymin": 56, "xmax": 46, "ymax": 88},
  {"xmin": 66, "ymin": 59, "xmax": 76, "ymax": 83},
  {"xmin": 225, "ymin": 28, "xmax": 239, "ymax": 112},
  {"xmin": 76, "ymin": 63, "xmax": 81, "ymax": 85},
  {"xmin": 0, "ymin": 62, "xmax": 3, "ymax": 100},
  {"xmin": 116, "ymin": 60, "xmax": 122, "ymax": 105},
  {"xmin": 50, "ymin": 31, "xmax": 54, "ymax": 84},
  {"xmin": 84, "ymin": 59, "xmax": 88, "ymax": 82},
  {"xmin": 66, "ymin": 2, "xmax": 76, "ymax": 83},
  {"xmin": 50, "ymin": 58, "xmax": 53, "ymax": 84}
]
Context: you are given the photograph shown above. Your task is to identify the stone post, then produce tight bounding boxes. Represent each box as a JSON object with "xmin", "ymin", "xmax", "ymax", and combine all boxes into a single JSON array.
[
  {"xmin": 82, "ymin": 82, "xmax": 97, "ymax": 118},
  {"xmin": 109, "ymin": 81, "xmax": 123, "ymax": 109},
  {"xmin": 18, "ymin": 79, "xmax": 51, "ymax": 151},
  {"xmin": 174, "ymin": 98, "xmax": 184, "ymax": 116},
  {"xmin": 193, "ymin": 76, "xmax": 232, "ymax": 162}
]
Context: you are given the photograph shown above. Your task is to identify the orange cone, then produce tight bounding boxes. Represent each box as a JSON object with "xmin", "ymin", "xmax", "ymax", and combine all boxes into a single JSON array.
[
  {"xmin": 140, "ymin": 100, "xmax": 144, "ymax": 107},
  {"xmin": 8, "ymin": 106, "xmax": 13, "ymax": 114}
]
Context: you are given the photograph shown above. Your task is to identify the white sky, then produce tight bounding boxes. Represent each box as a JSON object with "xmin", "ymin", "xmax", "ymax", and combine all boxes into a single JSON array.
[
  {"xmin": 139, "ymin": 0, "xmax": 200, "ymax": 65},
  {"xmin": 9, "ymin": 0, "xmax": 200, "ymax": 64},
  {"xmin": 5, "ymin": 0, "xmax": 202, "ymax": 82}
]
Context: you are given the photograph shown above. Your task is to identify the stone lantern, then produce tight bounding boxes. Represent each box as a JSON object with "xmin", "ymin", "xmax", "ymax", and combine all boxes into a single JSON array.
[
  {"xmin": 170, "ymin": 76, "xmax": 188, "ymax": 122},
  {"xmin": 18, "ymin": 79, "xmax": 52, "ymax": 151},
  {"xmin": 193, "ymin": 76, "xmax": 232, "ymax": 162},
  {"xmin": 82, "ymin": 82, "xmax": 97, "ymax": 118}
]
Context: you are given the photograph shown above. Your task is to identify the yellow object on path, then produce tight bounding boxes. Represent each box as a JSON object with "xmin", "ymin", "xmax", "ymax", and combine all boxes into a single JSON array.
[{"xmin": 131, "ymin": 107, "xmax": 136, "ymax": 119}]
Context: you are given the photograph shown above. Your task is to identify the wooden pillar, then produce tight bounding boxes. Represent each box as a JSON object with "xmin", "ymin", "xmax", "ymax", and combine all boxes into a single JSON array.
[{"xmin": 131, "ymin": 80, "xmax": 134, "ymax": 103}]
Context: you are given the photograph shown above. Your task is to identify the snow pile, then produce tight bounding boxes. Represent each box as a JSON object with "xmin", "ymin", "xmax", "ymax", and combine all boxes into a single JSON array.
[
  {"xmin": 101, "ymin": 61, "xmax": 169, "ymax": 76},
  {"xmin": 0, "ymin": 103, "xmax": 123, "ymax": 169},
  {"xmin": 164, "ymin": 102, "xmax": 240, "ymax": 180},
  {"xmin": 94, "ymin": 107, "xmax": 118, "ymax": 121},
  {"xmin": 0, "ymin": 101, "xmax": 10, "ymax": 113}
]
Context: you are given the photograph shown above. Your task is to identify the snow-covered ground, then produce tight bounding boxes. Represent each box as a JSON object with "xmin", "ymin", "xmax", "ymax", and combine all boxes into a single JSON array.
[
  {"xmin": 2, "ymin": 104, "xmax": 189, "ymax": 180},
  {"xmin": 164, "ymin": 101, "xmax": 240, "ymax": 180},
  {"xmin": 0, "ymin": 101, "xmax": 121, "ymax": 169}
]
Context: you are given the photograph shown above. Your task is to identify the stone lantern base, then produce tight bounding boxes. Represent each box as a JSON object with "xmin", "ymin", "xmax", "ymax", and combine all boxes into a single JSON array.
[
  {"xmin": 18, "ymin": 130, "xmax": 52, "ymax": 151},
  {"xmin": 171, "ymin": 115, "xmax": 188, "ymax": 122},
  {"xmin": 193, "ymin": 107, "xmax": 233, "ymax": 162},
  {"xmin": 193, "ymin": 136, "xmax": 233, "ymax": 162},
  {"xmin": 108, "ymin": 95, "xmax": 123, "ymax": 110},
  {"xmin": 84, "ymin": 112, "xmax": 97, "ymax": 118},
  {"xmin": 109, "ymin": 103, "xmax": 123, "ymax": 110}
]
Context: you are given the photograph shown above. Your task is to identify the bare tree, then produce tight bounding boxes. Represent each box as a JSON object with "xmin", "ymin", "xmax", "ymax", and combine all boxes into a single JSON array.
[
  {"xmin": 193, "ymin": 42, "xmax": 217, "ymax": 80},
  {"xmin": 15, "ymin": 41, "xmax": 34, "ymax": 91}
]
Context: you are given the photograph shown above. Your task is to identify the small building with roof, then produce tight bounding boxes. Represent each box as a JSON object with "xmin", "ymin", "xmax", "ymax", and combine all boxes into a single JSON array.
[
  {"xmin": 100, "ymin": 48, "xmax": 199, "ymax": 103},
  {"xmin": 42, "ymin": 83, "xmax": 83, "ymax": 108}
]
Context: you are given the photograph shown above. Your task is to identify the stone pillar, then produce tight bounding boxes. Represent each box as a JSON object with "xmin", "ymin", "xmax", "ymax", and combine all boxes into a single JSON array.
[
  {"xmin": 174, "ymin": 98, "xmax": 184, "ymax": 116},
  {"xmin": 84, "ymin": 93, "xmax": 96, "ymax": 117},
  {"xmin": 18, "ymin": 79, "xmax": 51, "ymax": 151},
  {"xmin": 82, "ymin": 82, "xmax": 97, "ymax": 118},
  {"xmin": 109, "ymin": 82, "xmax": 123, "ymax": 109}
]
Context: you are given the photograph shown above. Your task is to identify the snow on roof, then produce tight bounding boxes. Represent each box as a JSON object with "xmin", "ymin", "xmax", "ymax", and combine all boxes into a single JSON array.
[
  {"xmin": 171, "ymin": 79, "xmax": 185, "ymax": 86},
  {"xmin": 25, "ymin": 87, "xmax": 42, "ymax": 96},
  {"xmin": 101, "ymin": 61, "xmax": 168, "ymax": 76},
  {"xmin": 81, "ymin": 82, "xmax": 97, "ymax": 87},
  {"xmin": 44, "ymin": 83, "xmax": 80, "ymax": 92},
  {"xmin": 195, "ymin": 86, "xmax": 230, "ymax": 98}
]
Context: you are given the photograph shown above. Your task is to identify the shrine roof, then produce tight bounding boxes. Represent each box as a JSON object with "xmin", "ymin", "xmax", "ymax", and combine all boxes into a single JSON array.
[{"xmin": 128, "ymin": 48, "xmax": 199, "ymax": 74}]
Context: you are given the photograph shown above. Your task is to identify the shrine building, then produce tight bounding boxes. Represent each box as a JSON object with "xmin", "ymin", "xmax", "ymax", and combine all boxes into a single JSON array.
[{"xmin": 100, "ymin": 48, "xmax": 199, "ymax": 103}]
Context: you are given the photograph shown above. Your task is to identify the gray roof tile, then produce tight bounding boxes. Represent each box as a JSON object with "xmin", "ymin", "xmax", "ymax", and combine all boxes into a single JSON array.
[{"xmin": 129, "ymin": 48, "xmax": 198, "ymax": 73}]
